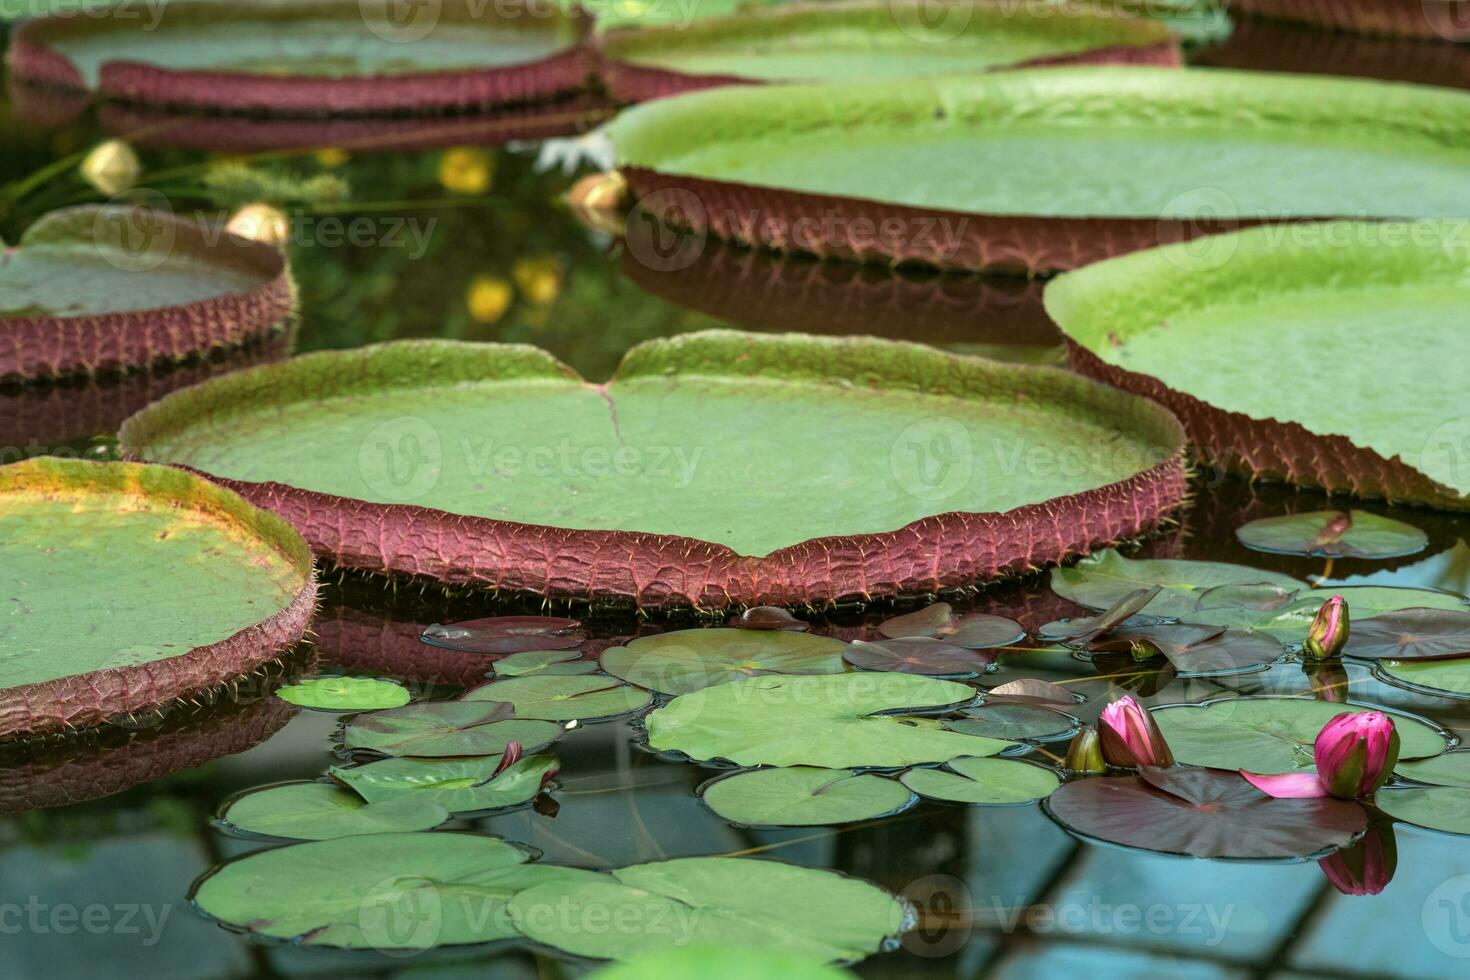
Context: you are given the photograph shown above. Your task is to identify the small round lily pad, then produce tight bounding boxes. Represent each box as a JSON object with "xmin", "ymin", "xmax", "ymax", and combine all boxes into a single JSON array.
[
  {"xmin": 877, "ymin": 604, "xmax": 1025, "ymax": 649},
  {"xmin": 463, "ymin": 675, "xmax": 652, "ymax": 722},
  {"xmin": 699, "ymin": 767, "xmax": 914, "ymax": 827},
  {"xmin": 901, "ymin": 757, "xmax": 1060, "ymax": 804},
  {"xmin": 1235, "ymin": 510, "xmax": 1428, "ymax": 559},
  {"xmin": 1050, "ymin": 551, "xmax": 1305, "ymax": 619},
  {"xmin": 844, "ymin": 638, "xmax": 994, "ymax": 676},
  {"xmin": 276, "ymin": 677, "xmax": 411, "ymax": 711},
  {"xmin": 601, "ymin": 628, "xmax": 849, "ymax": 695},
  {"xmin": 492, "ymin": 649, "xmax": 599, "ymax": 677},
  {"xmin": 1344, "ymin": 608, "xmax": 1470, "ymax": 661},
  {"xmin": 944, "ymin": 703, "xmax": 1079, "ymax": 742},
  {"xmin": 330, "ymin": 754, "xmax": 559, "ymax": 815},
  {"xmin": 217, "ymin": 781, "xmax": 447, "ymax": 840},
  {"xmin": 422, "ymin": 616, "xmax": 585, "ymax": 655},
  {"xmin": 341, "ymin": 701, "xmax": 563, "ymax": 757}
]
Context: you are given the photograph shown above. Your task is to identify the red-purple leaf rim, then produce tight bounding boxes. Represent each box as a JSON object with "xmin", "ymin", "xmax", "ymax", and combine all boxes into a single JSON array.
[
  {"xmin": 1045, "ymin": 767, "xmax": 1369, "ymax": 860},
  {"xmin": 120, "ymin": 331, "xmax": 1188, "ymax": 610},
  {"xmin": 9, "ymin": 0, "xmax": 594, "ymax": 116},
  {"xmin": 1, "ymin": 204, "xmax": 294, "ymax": 382},
  {"xmin": 878, "ymin": 603, "xmax": 1026, "ymax": 650},
  {"xmin": 730, "ymin": 606, "xmax": 810, "ymax": 631},
  {"xmin": 421, "ymin": 616, "xmax": 585, "ymax": 655},
  {"xmin": 1343, "ymin": 608, "xmax": 1470, "ymax": 661},
  {"xmin": 844, "ymin": 638, "xmax": 996, "ymax": 677}
]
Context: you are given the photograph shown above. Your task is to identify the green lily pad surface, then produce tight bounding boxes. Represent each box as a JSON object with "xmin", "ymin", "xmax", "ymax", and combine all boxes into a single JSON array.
[
  {"xmin": 276, "ymin": 677, "xmax": 410, "ymax": 711},
  {"xmin": 1048, "ymin": 219, "xmax": 1470, "ymax": 507},
  {"xmin": 1151, "ymin": 697, "xmax": 1450, "ymax": 774},
  {"xmin": 1378, "ymin": 658, "xmax": 1470, "ymax": 699},
  {"xmin": 0, "ymin": 458, "xmax": 313, "ymax": 738},
  {"xmin": 463, "ymin": 675, "xmax": 652, "ymax": 722},
  {"xmin": 587, "ymin": 945, "xmax": 854, "ymax": 980},
  {"xmin": 646, "ymin": 673, "xmax": 1007, "ymax": 768},
  {"xmin": 121, "ymin": 331, "xmax": 1186, "ymax": 605},
  {"xmin": 944, "ymin": 703, "xmax": 1079, "ymax": 741},
  {"xmin": 600, "ymin": 1, "xmax": 1175, "ymax": 83},
  {"xmin": 1235, "ymin": 510, "xmax": 1428, "ymax": 559},
  {"xmin": 331, "ymin": 754, "xmax": 558, "ymax": 815},
  {"xmin": 340, "ymin": 701, "xmax": 563, "ymax": 757},
  {"xmin": 1396, "ymin": 752, "xmax": 1470, "ymax": 788},
  {"xmin": 507, "ymin": 856, "xmax": 908, "ymax": 962},
  {"xmin": 1345, "ymin": 609, "xmax": 1470, "ymax": 661},
  {"xmin": 492, "ymin": 649, "xmax": 599, "ymax": 677},
  {"xmin": 217, "ymin": 781, "xmax": 448, "ymax": 840},
  {"xmin": 1186, "ymin": 585, "xmax": 1470, "ymax": 639},
  {"xmin": 900, "ymin": 757, "xmax": 1060, "ymax": 805},
  {"xmin": 609, "ymin": 68, "xmax": 1470, "ymax": 222},
  {"xmin": 601, "ymin": 628, "xmax": 848, "ymax": 695},
  {"xmin": 699, "ymin": 767, "xmax": 915, "ymax": 826},
  {"xmin": 1050, "ymin": 550, "xmax": 1305, "ymax": 619},
  {"xmin": 192, "ymin": 832, "xmax": 599, "ymax": 949},
  {"xmin": 1376, "ymin": 786, "xmax": 1470, "ymax": 836}
]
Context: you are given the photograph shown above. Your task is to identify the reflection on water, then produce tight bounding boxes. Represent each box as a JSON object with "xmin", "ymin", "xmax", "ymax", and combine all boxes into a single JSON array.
[{"xmin": 5, "ymin": 41, "xmax": 1470, "ymax": 980}]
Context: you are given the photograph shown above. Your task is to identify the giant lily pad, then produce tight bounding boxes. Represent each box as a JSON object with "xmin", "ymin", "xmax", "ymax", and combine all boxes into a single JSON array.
[
  {"xmin": 1377, "ymin": 657, "xmax": 1470, "ymax": 699},
  {"xmin": 1050, "ymin": 550, "xmax": 1305, "ymax": 619},
  {"xmin": 217, "ymin": 781, "xmax": 448, "ymax": 840},
  {"xmin": 1045, "ymin": 767, "xmax": 1368, "ymax": 859},
  {"xmin": 600, "ymin": 627, "xmax": 848, "ymax": 694},
  {"xmin": 1375, "ymin": 786, "xmax": 1470, "ymax": 836},
  {"xmin": 900, "ymin": 757, "xmax": 1060, "ymax": 804},
  {"xmin": 1151, "ymin": 697, "xmax": 1451, "ymax": 774},
  {"xmin": 463, "ymin": 675, "xmax": 652, "ymax": 722},
  {"xmin": 330, "ymin": 754, "xmax": 559, "ymax": 815},
  {"xmin": 0, "ymin": 204, "xmax": 293, "ymax": 381},
  {"xmin": 699, "ymin": 766, "xmax": 915, "ymax": 826},
  {"xmin": 598, "ymin": 0, "xmax": 1178, "ymax": 101},
  {"xmin": 607, "ymin": 68, "xmax": 1470, "ymax": 274},
  {"xmin": 1343, "ymin": 608, "xmax": 1470, "ymax": 661},
  {"xmin": 507, "ymin": 856, "xmax": 909, "ymax": 962},
  {"xmin": 1235, "ymin": 510, "xmax": 1428, "ymax": 559},
  {"xmin": 10, "ymin": 0, "xmax": 591, "ymax": 115},
  {"xmin": 191, "ymin": 832, "xmax": 600, "ymax": 949},
  {"xmin": 0, "ymin": 458, "xmax": 314, "ymax": 739},
  {"xmin": 122, "ymin": 331, "xmax": 1187, "ymax": 609},
  {"xmin": 340, "ymin": 701, "xmax": 563, "ymax": 757},
  {"xmin": 1049, "ymin": 218, "xmax": 1470, "ymax": 509},
  {"xmin": 645, "ymin": 672, "xmax": 1008, "ymax": 768}
]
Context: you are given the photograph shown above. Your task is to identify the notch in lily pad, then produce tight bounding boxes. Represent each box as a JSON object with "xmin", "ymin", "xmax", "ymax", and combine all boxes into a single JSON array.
[
  {"xmin": 330, "ymin": 753, "xmax": 560, "ymax": 816},
  {"xmin": 698, "ymin": 767, "xmax": 915, "ymax": 827},
  {"xmin": 877, "ymin": 603, "xmax": 1025, "ymax": 649},
  {"xmin": 600, "ymin": 627, "xmax": 848, "ymax": 695},
  {"xmin": 463, "ymin": 675, "xmax": 652, "ymax": 722},
  {"xmin": 844, "ymin": 637, "xmax": 995, "ymax": 677},
  {"xmin": 216, "ymin": 781, "xmax": 448, "ymax": 841},
  {"xmin": 1236, "ymin": 510, "xmax": 1428, "ymax": 559},
  {"xmin": 276, "ymin": 676, "xmax": 411, "ymax": 712},
  {"xmin": 492, "ymin": 648, "xmax": 599, "ymax": 677},
  {"xmin": 422, "ymin": 615, "xmax": 585, "ymax": 654},
  {"xmin": 340, "ymin": 700, "xmax": 564, "ymax": 757},
  {"xmin": 901, "ymin": 757, "xmax": 1060, "ymax": 805}
]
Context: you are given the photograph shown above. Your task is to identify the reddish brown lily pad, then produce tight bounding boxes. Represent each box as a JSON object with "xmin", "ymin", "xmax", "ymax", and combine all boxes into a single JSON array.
[
  {"xmin": 421, "ymin": 616, "xmax": 585, "ymax": 655},
  {"xmin": 120, "ymin": 331, "xmax": 1188, "ymax": 609},
  {"xmin": 877, "ymin": 603, "xmax": 1025, "ymax": 649},
  {"xmin": 1, "ymin": 204, "xmax": 294, "ymax": 381},
  {"xmin": 731, "ymin": 606, "xmax": 810, "ymax": 631},
  {"xmin": 844, "ymin": 638, "xmax": 995, "ymax": 677},
  {"xmin": 1343, "ymin": 608, "xmax": 1470, "ymax": 661},
  {"xmin": 1231, "ymin": 0, "xmax": 1470, "ymax": 41},
  {"xmin": 1045, "ymin": 767, "xmax": 1369, "ymax": 859}
]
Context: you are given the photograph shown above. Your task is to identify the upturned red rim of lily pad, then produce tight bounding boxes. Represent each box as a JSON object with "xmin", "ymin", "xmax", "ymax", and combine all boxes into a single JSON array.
[{"xmin": 1230, "ymin": 0, "xmax": 1470, "ymax": 42}]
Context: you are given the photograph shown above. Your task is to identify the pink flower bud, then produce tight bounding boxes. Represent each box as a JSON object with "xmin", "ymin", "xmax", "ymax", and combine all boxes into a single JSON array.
[
  {"xmin": 1304, "ymin": 595, "xmax": 1349, "ymax": 661},
  {"xmin": 1097, "ymin": 696, "xmax": 1175, "ymax": 769},
  {"xmin": 1314, "ymin": 711, "xmax": 1399, "ymax": 799},
  {"xmin": 1318, "ymin": 819, "xmax": 1396, "ymax": 896}
]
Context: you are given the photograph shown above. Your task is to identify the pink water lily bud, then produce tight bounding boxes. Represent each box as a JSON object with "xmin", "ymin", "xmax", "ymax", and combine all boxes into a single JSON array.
[
  {"xmin": 1064, "ymin": 725, "xmax": 1107, "ymax": 775},
  {"xmin": 1304, "ymin": 595, "xmax": 1350, "ymax": 661},
  {"xmin": 1097, "ymin": 696, "xmax": 1175, "ymax": 769},
  {"xmin": 1242, "ymin": 710, "xmax": 1400, "ymax": 800},
  {"xmin": 1303, "ymin": 661, "xmax": 1349, "ymax": 703},
  {"xmin": 1318, "ymin": 819, "xmax": 1397, "ymax": 896},
  {"xmin": 492, "ymin": 741, "xmax": 525, "ymax": 778}
]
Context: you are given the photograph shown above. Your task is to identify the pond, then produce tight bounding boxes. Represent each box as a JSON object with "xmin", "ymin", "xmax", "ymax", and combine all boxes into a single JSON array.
[{"xmin": 4, "ymin": 3, "xmax": 1470, "ymax": 978}]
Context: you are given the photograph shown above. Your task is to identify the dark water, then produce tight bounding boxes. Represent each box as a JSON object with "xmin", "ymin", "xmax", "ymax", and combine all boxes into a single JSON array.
[{"xmin": 7, "ymin": 26, "xmax": 1470, "ymax": 980}]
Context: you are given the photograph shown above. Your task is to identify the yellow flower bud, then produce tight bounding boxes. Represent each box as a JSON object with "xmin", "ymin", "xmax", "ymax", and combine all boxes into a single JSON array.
[{"xmin": 80, "ymin": 140, "xmax": 141, "ymax": 196}]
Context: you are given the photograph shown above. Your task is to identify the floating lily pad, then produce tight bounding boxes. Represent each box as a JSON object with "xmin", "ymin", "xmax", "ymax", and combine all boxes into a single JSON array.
[
  {"xmin": 1378, "ymin": 658, "xmax": 1470, "ymax": 699},
  {"xmin": 944, "ymin": 704, "xmax": 1079, "ymax": 742},
  {"xmin": 463, "ymin": 675, "xmax": 652, "ymax": 722},
  {"xmin": 121, "ymin": 331, "xmax": 1187, "ymax": 609},
  {"xmin": 1186, "ymin": 585, "xmax": 1470, "ymax": 639},
  {"xmin": 984, "ymin": 678, "xmax": 1083, "ymax": 707},
  {"xmin": 492, "ymin": 649, "xmax": 599, "ymax": 677},
  {"xmin": 1151, "ymin": 697, "xmax": 1450, "ymax": 774},
  {"xmin": 275, "ymin": 677, "xmax": 410, "ymax": 711},
  {"xmin": 1050, "ymin": 218, "xmax": 1470, "ymax": 508},
  {"xmin": 1050, "ymin": 551, "xmax": 1304, "ymax": 619},
  {"xmin": 1037, "ymin": 585, "xmax": 1164, "ymax": 642},
  {"xmin": 192, "ymin": 832, "xmax": 599, "ymax": 950},
  {"xmin": 1396, "ymin": 752, "xmax": 1470, "ymax": 788},
  {"xmin": 607, "ymin": 68, "xmax": 1470, "ymax": 273},
  {"xmin": 1375, "ymin": 786, "xmax": 1470, "ymax": 836},
  {"xmin": 1089, "ymin": 625, "xmax": 1285, "ymax": 676},
  {"xmin": 340, "ymin": 701, "xmax": 563, "ymax": 758},
  {"xmin": 217, "ymin": 781, "xmax": 448, "ymax": 840},
  {"xmin": 421, "ymin": 616, "xmax": 585, "ymax": 655},
  {"xmin": 731, "ymin": 606, "xmax": 809, "ymax": 631},
  {"xmin": 699, "ymin": 767, "xmax": 914, "ymax": 827},
  {"xmin": 1236, "ymin": 510, "xmax": 1428, "ymax": 559},
  {"xmin": 901, "ymin": 757, "xmax": 1060, "ymax": 805},
  {"xmin": 646, "ymin": 673, "xmax": 1005, "ymax": 768},
  {"xmin": 844, "ymin": 638, "xmax": 994, "ymax": 677},
  {"xmin": 331, "ymin": 754, "xmax": 558, "ymax": 815},
  {"xmin": 1344, "ymin": 608, "xmax": 1470, "ymax": 661},
  {"xmin": 11, "ymin": 0, "xmax": 590, "ymax": 114},
  {"xmin": 877, "ymin": 604, "xmax": 1025, "ymax": 649},
  {"xmin": 599, "ymin": 0, "xmax": 1177, "ymax": 101},
  {"xmin": 600, "ymin": 628, "xmax": 849, "ymax": 695},
  {"xmin": 586, "ymin": 945, "xmax": 854, "ymax": 980},
  {"xmin": 0, "ymin": 458, "xmax": 314, "ymax": 739},
  {"xmin": 1045, "ymin": 767, "xmax": 1368, "ymax": 859},
  {"xmin": 0, "ymin": 205, "xmax": 293, "ymax": 381},
  {"xmin": 507, "ymin": 856, "xmax": 909, "ymax": 963}
]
